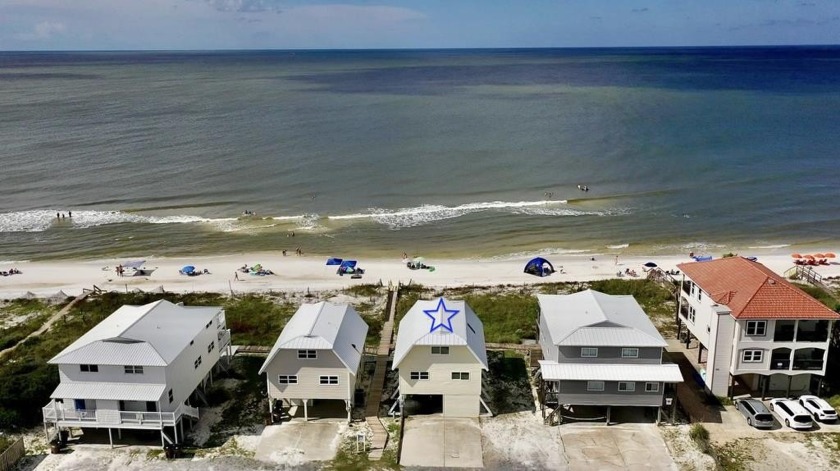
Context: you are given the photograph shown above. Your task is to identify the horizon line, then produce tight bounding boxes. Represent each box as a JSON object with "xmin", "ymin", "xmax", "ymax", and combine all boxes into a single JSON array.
[{"xmin": 2, "ymin": 43, "xmax": 840, "ymax": 54}]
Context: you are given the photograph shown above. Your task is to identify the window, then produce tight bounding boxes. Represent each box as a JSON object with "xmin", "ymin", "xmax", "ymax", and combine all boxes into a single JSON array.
[
  {"xmin": 586, "ymin": 381, "xmax": 604, "ymax": 391},
  {"xmin": 688, "ymin": 306, "xmax": 696, "ymax": 323},
  {"xmin": 80, "ymin": 364, "xmax": 99, "ymax": 373},
  {"xmin": 168, "ymin": 389, "xmax": 174, "ymax": 404},
  {"xmin": 451, "ymin": 372, "xmax": 470, "ymax": 380},
  {"xmin": 645, "ymin": 382, "xmax": 660, "ymax": 393},
  {"xmin": 621, "ymin": 348, "xmax": 639, "ymax": 358},
  {"xmin": 206, "ymin": 320, "xmax": 212, "ymax": 329},
  {"xmin": 581, "ymin": 347, "xmax": 598, "ymax": 358},
  {"xmin": 467, "ymin": 323, "xmax": 476, "ymax": 334},
  {"xmin": 298, "ymin": 350, "xmax": 317, "ymax": 359},
  {"xmin": 410, "ymin": 371, "xmax": 429, "ymax": 380},
  {"xmin": 431, "ymin": 346, "xmax": 450, "ymax": 355},
  {"xmin": 124, "ymin": 365, "xmax": 144, "ymax": 374},
  {"xmin": 742, "ymin": 350, "xmax": 764, "ymax": 363},
  {"xmin": 319, "ymin": 375, "xmax": 339, "ymax": 385},
  {"xmin": 618, "ymin": 382, "xmax": 636, "ymax": 392},
  {"xmin": 746, "ymin": 321, "xmax": 766, "ymax": 336},
  {"xmin": 278, "ymin": 375, "xmax": 298, "ymax": 384},
  {"xmin": 194, "ymin": 356, "xmax": 202, "ymax": 369},
  {"xmin": 697, "ymin": 289, "xmax": 701, "ymax": 301},
  {"xmin": 207, "ymin": 341, "xmax": 215, "ymax": 353}
]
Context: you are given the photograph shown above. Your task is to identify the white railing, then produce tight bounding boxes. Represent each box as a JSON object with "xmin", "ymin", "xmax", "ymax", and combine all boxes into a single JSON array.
[
  {"xmin": 218, "ymin": 329, "xmax": 231, "ymax": 349},
  {"xmin": 43, "ymin": 400, "xmax": 199, "ymax": 426}
]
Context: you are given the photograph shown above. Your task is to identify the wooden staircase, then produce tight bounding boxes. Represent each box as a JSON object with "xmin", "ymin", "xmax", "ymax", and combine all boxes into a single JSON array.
[{"xmin": 365, "ymin": 287, "xmax": 399, "ymax": 460}]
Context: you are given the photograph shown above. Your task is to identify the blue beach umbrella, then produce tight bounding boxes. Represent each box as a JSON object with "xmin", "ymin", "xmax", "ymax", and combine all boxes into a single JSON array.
[
  {"xmin": 326, "ymin": 257, "xmax": 343, "ymax": 266},
  {"xmin": 181, "ymin": 265, "xmax": 195, "ymax": 274}
]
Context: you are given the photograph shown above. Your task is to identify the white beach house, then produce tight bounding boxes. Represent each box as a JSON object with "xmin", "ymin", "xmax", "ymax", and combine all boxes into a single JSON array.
[
  {"xmin": 676, "ymin": 257, "xmax": 840, "ymax": 397},
  {"xmin": 258, "ymin": 302, "xmax": 368, "ymax": 422},
  {"xmin": 393, "ymin": 298, "xmax": 489, "ymax": 418},
  {"xmin": 42, "ymin": 299, "xmax": 231, "ymax": 447},
  {"xmin": 536, "ymin": 290, "xmax": 683, "ymax": 423}
]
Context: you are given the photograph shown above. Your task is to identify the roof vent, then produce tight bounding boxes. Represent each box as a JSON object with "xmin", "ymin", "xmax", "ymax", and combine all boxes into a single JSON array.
[{"xmin": 768, "ymin": 279, "xmax": 776, "ymax": 285}]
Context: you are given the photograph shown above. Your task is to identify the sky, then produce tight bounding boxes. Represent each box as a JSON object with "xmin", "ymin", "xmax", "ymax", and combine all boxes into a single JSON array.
[{"xmin": 1, "ymin": 0, "xmax": 838, "ymax": 51}]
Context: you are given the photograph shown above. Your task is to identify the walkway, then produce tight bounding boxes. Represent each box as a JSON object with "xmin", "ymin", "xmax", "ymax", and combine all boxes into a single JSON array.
[
  {"xmin": 365, "ymin": 286, "xmax": 399, "ymax": 460},
  {"xmin": 0, "ymin": 292, "xmax": 88, "ymax": 360}
]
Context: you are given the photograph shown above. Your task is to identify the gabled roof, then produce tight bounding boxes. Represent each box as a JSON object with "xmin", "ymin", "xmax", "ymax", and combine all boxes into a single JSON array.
[
  {"xmin": 258, "ymin": 302, "xmax": 368, "ymax": 375},
  {"xmin": 677, "ymin": 257, "xmax": 840, "ymax": 320},
  {"xmin": 49, "ymin": 300, "xmax": 222, "ymax": 366},
  {"xmin": 538, "ymin": 290, "xmax": 667, "ymax": 347},
  {"xmin": 51, "ymin": 382, "xmax": 166, "ymax": 402},
  {"xmin": 392, "ymin": 298, "xmax": 488, "ymax": 369},
  {"xmin": 538, "ymin": 361, "xmax": 683, "ymax": 382}
]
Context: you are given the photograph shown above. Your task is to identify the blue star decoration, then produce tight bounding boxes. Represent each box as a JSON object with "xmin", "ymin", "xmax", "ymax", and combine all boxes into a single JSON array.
[{"xmin": 424, "ymin": 299, "xmax": 459, "ymax": 333}]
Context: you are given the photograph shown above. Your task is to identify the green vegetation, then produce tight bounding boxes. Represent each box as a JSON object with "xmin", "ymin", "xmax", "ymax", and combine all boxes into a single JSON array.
[
  {"xmin": 484, "ymin": 351, "xmax": 533, "ymax": 414},
  {"xmin": 0, "ymin": 299, "xmax": 59, "ymax": 350},
  {"xmin": 792, "ymin": 283, "xmax": 840, "ymax": 310},
  {"xmin": 223, "ymin": 294, "xmax": 297, "ymax": 346},
  {"xmin": 828, "ymin": 395, "xmax": 840, "ymax": 409},
  {"xmin": 343, "ymin": 284, "xmax": 385, "ymax": 298},
  {"xmin": 328, "ymin": 433, "xmax": 400, "ymax": 471},
  {"xmin": 0, "ymin": 434, "xmax": 14, "ymax": 453},
  {"xmin": 711, "ymin": 439, "xmax": 751, "ymax": 471},
  {"xmin": 463, "ymin": 293, "xmax": 538, "ymax": 343}
]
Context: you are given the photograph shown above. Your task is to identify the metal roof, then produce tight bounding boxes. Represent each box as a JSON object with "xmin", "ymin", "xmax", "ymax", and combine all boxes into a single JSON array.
[
  {"xmin": 258, "ymin": 302, "xmax": 368, "ymax": 375},
  {"xmin": 537, "ymin": 290, "xmax": 666, "ymax": 347},
  {"xmin": 538, "ymin": 361, "xmax": 683, "ymax": 383},
  {"xmin": 49, "ymin": 300, "xmax": 223, "ymax": 366},
  {"xmin": 392, "ymin": 298, "xmax": 487, "ymax": 369},
  {"xmin": 50, "ymin": 382, "xmax": 166, "ymax": 402}
]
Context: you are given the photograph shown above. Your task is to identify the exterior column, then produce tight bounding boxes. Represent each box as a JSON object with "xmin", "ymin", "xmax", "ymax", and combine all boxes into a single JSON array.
[
  {"xmin": 161, "ymin": 430, "xmax": 165, "ymax": 448},
  {"xmin": 606, "ymin": 406, "xmax": 611, "ymax": 425},
  {"xmin": 108, "ymin": 428, "xmax": 113, "ymax": 448},
  {"xmin": 656, "ymin": 407, "xmax": 661, "ymax": 425},
  {"xmin": 698, "ymin": 344, "xmax": 703, "ymax": 363},
  {"xmin": 180, "ymin": 417, "xmax": 184, "ymax": 440},
  {"xmin": 346, "ymin": 400, "xmax": 351, "ymax": 422},
  {"xmin": 761, "ymin": 375, "xmax": 768, "ymax": 400},
  {"xmin": 786, "ymin": 376, "xmax": 792, "ymax": 397},
  {"xmin": 304, "ymin": 400, "xmax": 308, "ymax": 421},
  {"xmin": 174, "ymin": 420, "xmax": 179, "ymax": 444}
]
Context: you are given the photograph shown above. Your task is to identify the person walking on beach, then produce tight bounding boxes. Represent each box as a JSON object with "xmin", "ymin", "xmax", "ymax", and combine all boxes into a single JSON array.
[
  {"xmin": 234, "ymin": 272, "xmax": 239, "ymax": 281},
  {"xmin": 68, "ymin": 211, "xmax": 72, "ymax": 218},
  {"xmin": 56, "ymin": 212, "xmax": 60, "ymax": 220}
]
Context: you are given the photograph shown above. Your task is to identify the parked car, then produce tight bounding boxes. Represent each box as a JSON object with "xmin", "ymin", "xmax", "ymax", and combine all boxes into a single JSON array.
[
  {"xmin": 734, "ymin": 399, "xmax": 775, "ymax": 429},
  {"xmin": 769, "ymin": 398, "xmax": 813, "ymax": 430},
  {"xmin": 798, "ymin": 395, "xmax": 838, "ymax": 423}
]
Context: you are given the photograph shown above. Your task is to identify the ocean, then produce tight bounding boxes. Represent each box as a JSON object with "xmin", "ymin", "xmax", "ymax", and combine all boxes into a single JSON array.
[{"xmin": 1, "ymin": 47, "xmax": 839, "ymax": 262}]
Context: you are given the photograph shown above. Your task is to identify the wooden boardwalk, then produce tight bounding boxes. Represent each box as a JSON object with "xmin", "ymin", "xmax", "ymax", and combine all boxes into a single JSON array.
[{"xmin": 365, "ymin": 287, "xmax": 399, "ymax": 460}]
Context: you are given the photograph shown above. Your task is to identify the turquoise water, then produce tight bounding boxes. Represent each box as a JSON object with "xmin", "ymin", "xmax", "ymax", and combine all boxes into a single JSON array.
[{"xmin": 1, "ymin": 47, "xmax": 839, "ymax": 260}]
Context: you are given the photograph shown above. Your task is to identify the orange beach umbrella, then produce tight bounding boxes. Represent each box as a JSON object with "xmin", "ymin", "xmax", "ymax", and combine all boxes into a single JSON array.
[
  {"xmin": 803, "ymin": 254, "xmax": 816, "ymax": 260},
  {"xmin": 825, "ymin": 253, "xmax": 836, "ymax": 258},
  {"xmin": 791, "ymin": 253, "xmax": 802, "ymax": 258},
  {"xmin": 813, "ymin": 253, "xmax": 825, "ymax": 258}
]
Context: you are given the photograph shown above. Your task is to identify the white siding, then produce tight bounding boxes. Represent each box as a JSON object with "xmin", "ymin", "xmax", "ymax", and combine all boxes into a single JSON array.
[
  {"xmin": 163, "ymin": 311, "xmax": 227, "ymax": 412},
  {"xmin": 59, "ymin": 364, "xmax": 166, "ymax": 385},
  {"xmin": 265, "ymin": 349, "xmax": 355, "ymax": 402},
  {"xmin": 538, "ymin": 310, "xmax": 558, "ymax": 363},
  {"xmin": 397, "ymin": 346, "xmax": 482, "ymax": 397}
]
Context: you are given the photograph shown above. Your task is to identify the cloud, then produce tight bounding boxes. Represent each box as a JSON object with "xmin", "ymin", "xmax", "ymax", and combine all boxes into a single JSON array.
[
  {"xmin": 203, "ymin": 0, "xmax": 280, "ymax": 13},
  {"xmin": 15, "ymin": 20, "xmax": 65, "ymax": 40},
  {"xmin": 631, "ymin": 8, "xmax": 649, "ymax": 13}
]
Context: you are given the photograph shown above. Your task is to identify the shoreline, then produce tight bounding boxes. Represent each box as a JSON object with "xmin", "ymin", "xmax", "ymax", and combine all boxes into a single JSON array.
[{"xmin": 3, "ymin": 248, "xmax": 839, "ymax": 299}]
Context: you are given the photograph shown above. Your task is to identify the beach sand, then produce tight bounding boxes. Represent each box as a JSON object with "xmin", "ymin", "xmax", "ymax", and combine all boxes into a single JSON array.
[{"xmin": 2, "ymin": 250, "xmax": 839, "ymax": 299}]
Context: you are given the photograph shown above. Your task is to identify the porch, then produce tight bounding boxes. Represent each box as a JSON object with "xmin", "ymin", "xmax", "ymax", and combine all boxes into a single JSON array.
[{"xmin": 42, "ymin": 400, "xmax": 199, "ymax": 429}]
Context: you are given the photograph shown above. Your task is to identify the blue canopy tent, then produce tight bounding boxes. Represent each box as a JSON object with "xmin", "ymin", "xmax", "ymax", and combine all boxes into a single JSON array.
[
  {"xmin": 326, "ymin": 257, "xmax": 343, "ymax": 266},
  {"xmin": 524, "ymin": 257, "xmax": 555, "ymax": 277}
]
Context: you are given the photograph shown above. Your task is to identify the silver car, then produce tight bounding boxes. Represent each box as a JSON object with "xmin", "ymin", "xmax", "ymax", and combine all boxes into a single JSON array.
[{"xmin": 735, "ymin": 398, "xmax": 775, "ymax": 429}]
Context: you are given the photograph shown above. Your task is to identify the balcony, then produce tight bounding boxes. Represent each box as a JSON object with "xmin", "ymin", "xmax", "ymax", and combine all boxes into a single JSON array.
[
  {"xmin": 217, "ymin": 329, "xmax": 231, "ymax": 349},
  {"xmin": 792, "ymin": 359, "xmax": 824, "ymax": 371},
  {"xmin": 43, "ymin": 401, "xmax": 199, "ymax": 428}
]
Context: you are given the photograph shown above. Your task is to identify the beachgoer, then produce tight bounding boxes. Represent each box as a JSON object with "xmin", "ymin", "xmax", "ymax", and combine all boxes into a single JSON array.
[
  {"xmin": 235, "ymin": 272, "xmax": 239, "ymax": 281},
  {"xmin": 56, "ymin": 212, "xmax": 60, "ymax": 220},
  {"xmin": 68, "ymin": 211, "xmax": 72, "ymax": 218},
  {"xmin": 61, "ymin": 214, "xmax": 65, "ymax": 220},
  {"xmin": 282, "ymin": 250, "xmax": 287, "ymax": 256},
  {"xmin": 402, "ymin": 252, "xmax": 408, "ymax": 260},
  {"xmin": 291, "ymin": 231, "xmax": 295, "ymax": 237},
  {"xmin": 614, "ymin": 255, "xmax": 618, "ymax": 266},
  {"xmin": 689, "ymin": 251, "xmax": 695, "ymax": 258},
  {"xmin": 590, "ymin": 257, "xmax": 596, "ymax": 261}
]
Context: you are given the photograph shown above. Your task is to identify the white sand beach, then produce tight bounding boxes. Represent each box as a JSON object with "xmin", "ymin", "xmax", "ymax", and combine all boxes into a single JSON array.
[{"xmin": 2, "ymin": 250, "xmax": 839, "ymax": 299}]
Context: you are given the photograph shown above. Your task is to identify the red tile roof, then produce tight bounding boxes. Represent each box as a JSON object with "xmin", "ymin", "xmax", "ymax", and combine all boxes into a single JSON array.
[{"xmin": 676, "ymin": 257, "xmax": 840, "ymax": 320}]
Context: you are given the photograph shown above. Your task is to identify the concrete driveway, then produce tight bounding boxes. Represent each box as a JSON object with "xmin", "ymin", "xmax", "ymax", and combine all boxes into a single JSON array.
[
  {"xmin": 401, "ymin": 415, "xmax": 483, "ymax": 468},
  {"xmin": 254, "ymin": 421, "xmax": 342, "ymax": 465},
  {"xmin": 560, "ymin": 424, "xmax": 677, "ymax": 471}
]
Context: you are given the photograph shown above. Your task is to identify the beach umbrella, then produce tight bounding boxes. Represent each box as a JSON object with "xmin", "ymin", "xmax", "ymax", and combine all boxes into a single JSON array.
[
  {"xmin": 412, "ymin": 257, "xmax": 425, "ymax": 264},
  {"xmin": 326, "ymin": 257, "xmax": 343, "ymax": 266},
  {"xmin": 643, "ymin": 262, "xmax": 658, "ymax": 268},
  {"xmin": 181, "ymin": 265, "xmax": 195, "ymax": 274},
  {"xmin": 791, "ymin": 253, "xmax": 802, "ymax": 259},
  {"xmin": 253, "ymin": 264, "xmax": 262, "ymax": 270},
  {"xmin": 813, "ymin": 253, "xmax": 825, "ymax": 259},
  {"xmin": 825, "ymin": 253, "xmax": 836, "ymax": 258},
  {"xmin": 803, "ymin": 255, "xmax": 815, "ymax": 260}
]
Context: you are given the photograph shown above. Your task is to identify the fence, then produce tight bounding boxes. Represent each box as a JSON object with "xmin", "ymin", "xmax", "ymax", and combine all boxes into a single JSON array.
[{"xmin": 0, "ymin": 438, "xmax": 25, "ymax": 471}]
